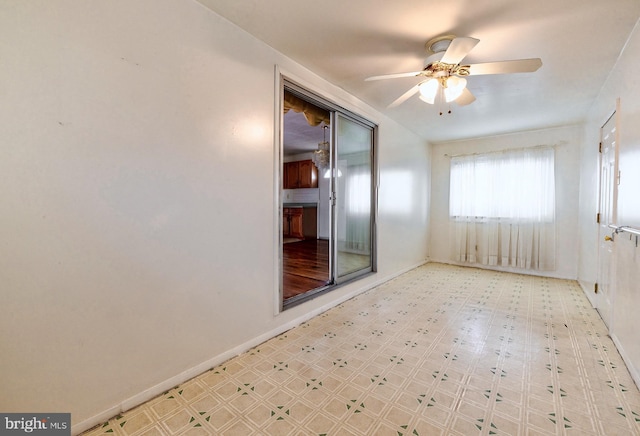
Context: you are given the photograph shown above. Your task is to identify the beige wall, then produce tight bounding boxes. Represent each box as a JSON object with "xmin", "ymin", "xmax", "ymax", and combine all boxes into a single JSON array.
[{"xmin": 0, "ymin": 1, "xmax": 430, "ymax": 433}]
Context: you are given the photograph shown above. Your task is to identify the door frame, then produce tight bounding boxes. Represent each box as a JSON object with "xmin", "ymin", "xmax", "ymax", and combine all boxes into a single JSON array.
[{"xmin": 275, "ymin": 72, "xmax": 377, "ymax": 312}]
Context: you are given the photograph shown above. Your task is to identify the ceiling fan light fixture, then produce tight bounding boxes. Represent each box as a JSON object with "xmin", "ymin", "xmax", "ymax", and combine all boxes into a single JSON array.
[
  {"xmin": 368, "ymin": 34, "xmax": 542, "ymax": 110},
  {"xmin": 444, "ymin": 76, "xmax": 467, "ymax": 102},
  {"xmin": 418, "ymin": 79, "xmax": 439, "ymax": 104}
]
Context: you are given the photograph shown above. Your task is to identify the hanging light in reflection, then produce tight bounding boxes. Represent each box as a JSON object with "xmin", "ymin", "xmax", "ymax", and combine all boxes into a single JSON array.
[
  {"xmin": 312, "ymin": 125, "xmax": 330, "ymax": 171},
  {"xmin": 323, "ymin": 168, "xmax": 343, "ymax": 178}
]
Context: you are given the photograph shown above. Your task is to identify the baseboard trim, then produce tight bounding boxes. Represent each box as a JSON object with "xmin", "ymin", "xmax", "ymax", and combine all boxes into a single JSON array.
[
  {"xmin": 72, "ymin": 259, "xmax": 429, "ymax": 435},
  {"xmin": 610, "ymin": 333, "xmax": 640, "ymax": 391},
  {"xmin": 428, "ymin": 258, "xmax": 574, "ymax": 280}
]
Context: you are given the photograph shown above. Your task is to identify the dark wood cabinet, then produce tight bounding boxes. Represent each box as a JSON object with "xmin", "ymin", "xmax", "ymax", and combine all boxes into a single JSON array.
[
  {"xmin": 284, "ymin": 160, "xmax": 318, "ymax": 189},
  {"xmin": 284, "ymin": 162, "xmax": 298, "ymax": 189},
  {"xmin": 283, "ymin": 207, "xmax": 304, "ymax": 239},
  {"xmin": 297, "ymin": 160, "xmax": 317, "ymax": 188}
]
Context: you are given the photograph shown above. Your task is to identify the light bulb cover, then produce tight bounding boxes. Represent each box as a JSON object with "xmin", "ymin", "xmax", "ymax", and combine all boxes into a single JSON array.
[
  {"xmin": 418, "ymin": 79, "xmax": 439, "ymax": 104},
  {"xmin": 444, "ymin": 76, "xmax": 467, "ymax": 102},
  {"xmin": 419, "ymin": 94, "xmax": 435, "ymax": 104}
]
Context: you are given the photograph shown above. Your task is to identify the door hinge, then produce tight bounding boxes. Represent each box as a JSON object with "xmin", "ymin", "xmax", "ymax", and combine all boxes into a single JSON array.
[
  {"xmin": 594, "ymin": 282, "xmax": 599, "ymax": 294},
  {"xmin": 596, "ymin": 212, "xmax": 600, "ymax": 224},
  {"xmin": 599, "ymin": 142, "xmax": 602, "ymax": 153},
  {"xmin": 617, "ymin": 170, "xmax": 621, "ymax": 185}
]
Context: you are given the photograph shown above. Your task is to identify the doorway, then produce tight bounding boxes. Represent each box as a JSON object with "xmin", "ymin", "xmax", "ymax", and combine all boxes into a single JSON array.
[
  {"xmin": 280, "ymin": 82, "xmax": 376, "ymax": 309},
  {"xmin": 596, "ymin": 108, "xmax": 618, "ymax": 328}
]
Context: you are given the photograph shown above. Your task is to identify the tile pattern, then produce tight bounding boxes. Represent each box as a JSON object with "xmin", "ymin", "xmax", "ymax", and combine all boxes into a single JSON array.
[{"xmin": 83, "ymin": 263, "xmax": 640, "ymax": 435}]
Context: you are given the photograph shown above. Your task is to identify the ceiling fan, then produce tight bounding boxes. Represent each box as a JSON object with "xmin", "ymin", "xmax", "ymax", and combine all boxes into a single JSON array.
[{"xmin": 366, "ymin": 35, "xmax": 542, "ymax": 109}]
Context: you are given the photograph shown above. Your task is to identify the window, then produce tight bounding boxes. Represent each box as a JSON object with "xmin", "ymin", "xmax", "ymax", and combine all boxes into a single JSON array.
[
  {"xmin": 448, "ymin": 147, "xmax": 556, "ymax": 271},
  {"xmin": 449, "ymin": 147, "xmax": 555, "ymax": 221}
]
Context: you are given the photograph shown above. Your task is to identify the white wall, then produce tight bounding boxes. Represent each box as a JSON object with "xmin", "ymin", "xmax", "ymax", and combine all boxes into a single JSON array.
[
  {"xmin": 0, "ymin": 1, "xmax": 430, "ymax": 433},
  {"xmin": 579, "ymin": 18, "xmax": 640, "ymax": 385},
  {"xmin": 429, "ymin": 125, "xmax": 583, "ymax": 280}
]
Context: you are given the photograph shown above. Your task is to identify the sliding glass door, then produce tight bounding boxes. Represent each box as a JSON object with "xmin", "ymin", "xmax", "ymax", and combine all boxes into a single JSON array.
[
  {"xmin": 333, "ymin": 113, "xmax": 375, "ymax": 283},
  {"xmin": 280, "ymin": 78, "xmax": 375, "ymax": 309}
]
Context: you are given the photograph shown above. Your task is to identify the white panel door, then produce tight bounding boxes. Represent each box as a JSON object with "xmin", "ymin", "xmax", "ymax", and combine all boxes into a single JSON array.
[{"xmin": 596, "ymin": 111, "xmax": 618, "ymax": 328}]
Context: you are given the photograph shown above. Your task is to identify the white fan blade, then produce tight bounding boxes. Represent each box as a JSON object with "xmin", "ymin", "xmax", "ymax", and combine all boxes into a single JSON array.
[
  {"xmin": 388, "ymin": 84, "xmax": 420, "ymax": 108},
  {"xmin": 455, "ymin": 88, "xmax": 476, "ymax": 106},
  {"xmin": 440, "ymin": 37, "xmax": 480, "ymax": 65},
  {"xmin": 467, "ymin": 58, "xmax": 542, "ymax": 75},
  {"xmin": 365, "ymin": 71, "xmax": 422, "ymax": 81}
]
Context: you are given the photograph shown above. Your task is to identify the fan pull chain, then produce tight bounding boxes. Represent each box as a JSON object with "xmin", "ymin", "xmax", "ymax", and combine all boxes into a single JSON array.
[{"xmin": 436, "ymin": 85, "xmax": 453, "ymax": 115}]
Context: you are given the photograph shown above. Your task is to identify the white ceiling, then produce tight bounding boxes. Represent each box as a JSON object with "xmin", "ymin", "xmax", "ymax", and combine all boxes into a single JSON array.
[
  {"xmin": 196, "ymin": 0, "xmax": 640, "ymax": 144},
  {"xmin": 283, "ymin": 110, "xmax": 325, "ymax": 156}
]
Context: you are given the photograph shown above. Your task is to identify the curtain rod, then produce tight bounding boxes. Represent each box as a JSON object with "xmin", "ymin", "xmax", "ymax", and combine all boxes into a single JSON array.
[{"xmin": 444, "ymin": 142, "xmax": 563, "ymax": 158}]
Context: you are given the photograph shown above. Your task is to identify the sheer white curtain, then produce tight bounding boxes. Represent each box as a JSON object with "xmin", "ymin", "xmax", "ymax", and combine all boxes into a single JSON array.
[
  {"xmin": 449, "ymin": 147, "xmax": 556, "ymax": 270},
  {"xmin": 344, "ymin": 161, "xmax": 371, "ymax": 253}
]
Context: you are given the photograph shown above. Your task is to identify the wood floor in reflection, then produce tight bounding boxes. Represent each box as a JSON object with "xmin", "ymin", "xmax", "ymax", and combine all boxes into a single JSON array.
[{"xmin": 283, "ymin": 239, "xmax": 330, "ymax": 300}]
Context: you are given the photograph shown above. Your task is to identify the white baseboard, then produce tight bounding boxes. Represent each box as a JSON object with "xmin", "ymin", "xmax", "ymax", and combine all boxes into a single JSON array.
[
  {"xmin": 72, "ymin": 259, "xmax": 429, "ymax": 435},
  {"xmin": 428, "ymin": 257, "xmax": 574, "ymax": 280},
  {"xmin": 73, "ymin": 407, "xmax": 120, "ymax": 436},
  {"xmin": 610, "ymin": 333, "xmax": 640, "ymax": 391},
  {"xmin": 578, "ymin": 285, "xmax": 639, "ymax": 390}
]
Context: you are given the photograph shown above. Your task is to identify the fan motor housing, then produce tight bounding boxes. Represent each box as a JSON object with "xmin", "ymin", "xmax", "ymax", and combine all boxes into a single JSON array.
[
  {"xmin": 423, "ymin": 35, "xmax": 472, "ymax": 77},
  {"xmin": 425, "ymin": 34, "xmax": 456, "ymax": 55}
]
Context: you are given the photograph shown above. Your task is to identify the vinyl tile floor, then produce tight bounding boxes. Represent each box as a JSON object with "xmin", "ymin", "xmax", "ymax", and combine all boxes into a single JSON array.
[{"xmin": 83, "ymin": 263, "xmax": 640, "ymax": 435}]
